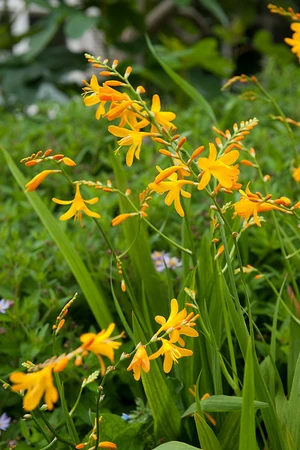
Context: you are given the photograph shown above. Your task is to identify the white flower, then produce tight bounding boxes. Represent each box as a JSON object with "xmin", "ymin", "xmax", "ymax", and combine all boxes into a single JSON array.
[
  {"xmin": 151, "ymin": 251, "xmax": 182, "ymax": 272},
  {"xmin": 0, "ymin": 299, "xmax": 11, "ymax": 314},
  {"xmin": 0, "ymin": 413, "xmax": 11, "ymax": 433}
]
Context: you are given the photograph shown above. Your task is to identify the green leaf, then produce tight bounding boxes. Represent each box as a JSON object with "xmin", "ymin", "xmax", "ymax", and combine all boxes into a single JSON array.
[
  {"xmin": 197, "ymin": 0, "xmax": 229, "ymax": 26},
  {"xmin": 194, "ymin": 412, "xmax": 222, "ymax": 450},
  {"xmin": 182, "ymin": 38, "xmax": 234, "ymax": 77},
  {"xmin": 285, "ymin": 353, "xmax": 300, "ymax": 447},
  {"xmin": 64, "ymin": 13, "xmax": 98, "ymax": 39},
  {"xmin": 110, "ymin": 153, "xmax": 167, "ymax": 325},
  {"xmin": 153, "ymin": 443, "xmax": 200, "ymax": 450},
  {"xmin": 25, "ymin": 14, "xmax": 61, "ymax": 61},
  {"xmin": 1, "ymin": 146, "xmax": 113, "ymax": 328},
  {"xmin": 221, "ymin": 274, "xmax": 288, "ymax": 450},
  {"xmin": 146, "ymin": 35, "xmax": 217, "ymax": 124},
  {"xmin": 182, "ymin": 395, "xmax": 268, "ymax": 417},
  {"xmin": 218, "ymin": 412, "xmax": 240, "ymax": 450},
  {"xmin": 132, "ymin": 314, "xmax": 181, "ymax": 440},
  {"xmin": 239, "ymin": 338, "xmax": 256, "ymax": 450}
]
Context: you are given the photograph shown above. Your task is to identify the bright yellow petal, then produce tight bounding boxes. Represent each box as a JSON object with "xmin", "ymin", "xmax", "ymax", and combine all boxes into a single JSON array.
[
  {"xmin": 198, "ymin": 171, "xmax": 211, "ymax": 190},
  {"xmin": 151, "ymin": 94, "xmax": 161, "ymax": 112},
  {"xmin": 219, "ymin": 150, "xmax": 239, "ymax": 165}
]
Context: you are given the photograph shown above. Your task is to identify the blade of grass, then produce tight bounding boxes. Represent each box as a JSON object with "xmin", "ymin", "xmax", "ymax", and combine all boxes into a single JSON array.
[
  {"xmin": 285, "ymin": 353, "xmax": 300, "ymax": 448},
  {"xmin": 2, "ymin": 146, "xmax": 113, "ymax": 328},
  {"xmin": 146, "ymin": 34, "xmax": 217, "ymax": 124},
  {"xmin": 239, "ymin": 338, "xmax": 256, "ymax": 450},
  {"xmin": 110, "ymin": 152, "xmax": 168, "ymax": 321},
  {"xmin": 195, "ymin": 412, "xmax": 222, "ymax": 450}
]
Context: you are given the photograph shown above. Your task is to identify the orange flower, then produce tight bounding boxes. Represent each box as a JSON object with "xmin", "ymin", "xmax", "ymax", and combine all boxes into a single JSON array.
[
  {"xmin": 197, "ymin": 143, "xmax": 240, "ymax": 190},
  {"xmin": 10, "ymin": 365, "xmax": 58, "ymax": 411},
  {"xmin": 25, "ymin": 170, "xmax": 61, "ymax": 192},
  {"xmin": 293, "ymin": 164, "xmax": 300, "ymax": 182},
  {"xmin": 150, "ymin": 94, "xmax": 176, "ymax": 132},
  {"xmin": 285, "ymin": 23, "xmax": 300, "ymax": 60},
  {"xmin": 52, "ymin": 184, "xmax": 100, "ymax": 223},
  {"xmin": 80, "ymin": 324, "xmax": 123, "ymax": 376},
  {"xmin": 154, "ymin": 298, "xmax": 189, "ymax": 335},
  {"xmin": 83, "ymin": 76, "xmax": 128, "ymax": 119},
  {"xmin": 233, "ymin": 183, "xmax": 289, "ymax": 227},
  {"xmin": 148, "ymin": 167, "xmax": 195, "ymax": 217},
  {"xmin": 127, "ymin": 345, "xmax": 150, "ymax": 380},
  {"xmin": 108, "ymin": 126, "xmax": 157, "ymax": 166}
]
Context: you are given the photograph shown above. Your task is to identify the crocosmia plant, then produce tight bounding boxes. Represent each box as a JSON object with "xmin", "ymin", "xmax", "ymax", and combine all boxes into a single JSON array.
[{"xmin": 1, "ymin": 3, "xmax": 300, "ymax": 450}]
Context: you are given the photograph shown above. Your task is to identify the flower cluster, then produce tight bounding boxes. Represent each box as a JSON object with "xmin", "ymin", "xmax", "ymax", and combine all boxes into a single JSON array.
[
  {"xmin": 9, "ymin": 316, "xmax": 124, "ymax": 411},
  {"xmin": 127, "ymin": 298, "xmax": 198, "ymax": 379}
]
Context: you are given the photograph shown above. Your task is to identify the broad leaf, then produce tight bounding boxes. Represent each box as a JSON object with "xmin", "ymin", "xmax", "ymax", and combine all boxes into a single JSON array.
[{"xmin": 2, "ymin": 147, "xmax": 113, "ymax": 328}]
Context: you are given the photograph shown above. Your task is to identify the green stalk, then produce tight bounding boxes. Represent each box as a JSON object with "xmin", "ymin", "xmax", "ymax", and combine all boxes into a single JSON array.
[
  {"xmin": 254, "ymin": 158, "xmax": 300, "ymax": 300},
  {"xmin": 253, "ymin": 78, "xmax": 298, "ymax": 164},
  {"xmin": 37, "ymin": 410, "xmax": 74, "ymax": 449},
  {"xmin": 216, "ymin": 261, "xmax": 240, "ymax": 395}
]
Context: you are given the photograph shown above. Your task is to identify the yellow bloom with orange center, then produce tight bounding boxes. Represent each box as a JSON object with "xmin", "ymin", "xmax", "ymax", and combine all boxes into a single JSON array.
[
  {"xmin": 148, "ymin": 167, "xmax": 195, "ymax": 217},
  {"xmin": 285, "ymin": 23, "xmax": 300, "ymax": 60},
  {"xmin": 52, "ymin": 183, "xmax": 100, "ymax": 223},
  {"xmin": 233, "ymin": 183, "xmax": 289, "ymax": 227},
  {"xmin": 25, "ymin": 170, "xmax": 61, "ymax": 192},
  {"xmin": 293, "ymin": 164, "xmax": 300, "ymax": 181},
  {"xmin": 197, "ymin": 143, "xmax": 240, "ymax": 190},
  {"xmin": 149, "ymin": 336, "xmax": 193, "ymax": 373},
  {"xmin": 150, "ymin": 94, "xmax": 176, "ymax": 132},
  {"xmin": 127, "ymin": 345, "xmax": 150, "ymax": 380},
  {"xmin": 108, "ymin": 125, "xmax": 158, "ymax": 166},
  {"xmin": 154, "ymin": 298, "xmax": 189, "ymax": 335},
  {"xmin": 80, "ymin": 324, "xmax": 123, "ymax": 376},
  {"xmin": 10, "ymin": 365, "xmax": 58, "ymax": 411}
]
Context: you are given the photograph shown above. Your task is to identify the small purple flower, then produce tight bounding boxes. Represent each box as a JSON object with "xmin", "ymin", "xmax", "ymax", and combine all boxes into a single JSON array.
[
  {"xmin": 0, "ymin": 299, "xmax": 11, "ymax": 314},
  {"xmin": 0, "ymin": 412, "xmax": 11, "ymax": 433},
  {"xmin": 151, "ymin": 251, "xmax": 182, "ymax": 272}
]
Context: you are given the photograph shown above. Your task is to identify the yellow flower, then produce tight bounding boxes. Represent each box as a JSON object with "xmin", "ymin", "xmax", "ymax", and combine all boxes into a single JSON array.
[
  {"xmin": 285, "ymin": 23, "xmax": 300, "ymax": 60},
  {"xmin": 127, "ymin": 345, "xmax": 150, "ymax": 381},
  {"xmin": 233, "ymin": 183, "xmax": 288, "ymax": 227},
  {"xmin": 25, "ymin": 170, "xmax": 61, "ymax": 192},
  {"xmin": 148, "ymin": 167, "xmax": 195, "ymax": 217},
  {"xmin": 149, "ymin": 336, "xmax": 193, "ymax": 373},
  {"xmin": 52, "ymin": 183, "xmax": 100, "ymax": 223},
  {"xmin": 169, "ymin": 325, "xmax": 199, "ymax": 347},
  {"xmin": 154, "ymin": 298, "xmax": 189, "ymax": 335},
  {"xmin": 83, "ymin": 76, "xmax": 128, "ymax": 119},
  {"xmin": 80, "ymin": 324, "xmax": 123, "ymax": 376},
  {"xmin": 293, "ymin": 164, "xmax": 300, "ymax": 181},
  {"xmin": 10, "ymin": 365, "xmax": 58, "ymax": 411},
  {"xmin": 150, "ymin": 94, "xmax": 176, "ymax": 132},
  {"xmin": 108, "ymin": 126, "xmax": 157, "ymax": 166},
  {"xmin": 197, "ymin": 143, "xmax": 240, "ymax": 190}
]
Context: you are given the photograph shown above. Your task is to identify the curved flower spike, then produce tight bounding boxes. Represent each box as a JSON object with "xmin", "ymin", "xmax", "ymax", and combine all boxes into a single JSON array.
[
  {"xmin": 52, "ymin": 184, "xmax": 100, "ymax": 223},
  {"xmin": 10, "ymin": 365, "xmax": 58, "ymax": 411}
]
